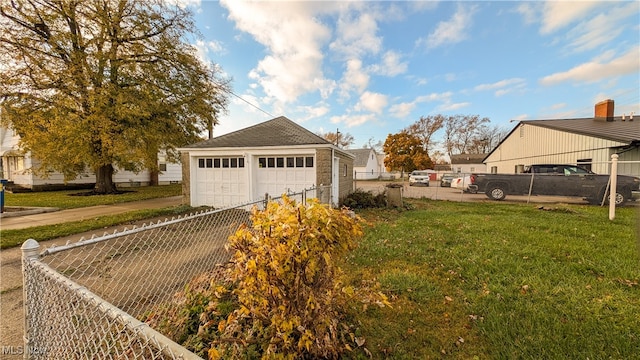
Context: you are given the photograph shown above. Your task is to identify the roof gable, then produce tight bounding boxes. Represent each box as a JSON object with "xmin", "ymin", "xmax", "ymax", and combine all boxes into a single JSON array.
[
  {"xmin": 184, "ymin": 116, "xmax": 331, "ymax": 149},
  {"xmin": 347, "ymin": 148, "xmax": 376, "ymax": 167}
]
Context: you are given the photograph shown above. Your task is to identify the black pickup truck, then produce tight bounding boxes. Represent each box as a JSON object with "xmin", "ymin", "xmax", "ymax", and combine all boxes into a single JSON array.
[{"xmin": 468, "ymin": 164, "xmax": 640, "ymax": 206}]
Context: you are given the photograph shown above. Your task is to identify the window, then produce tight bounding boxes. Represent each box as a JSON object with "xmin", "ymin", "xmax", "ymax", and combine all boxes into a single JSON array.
[
  {"xmin": 222, "ymin": 158, "xmax": 229, "ymax": 168},
  {"xmin": 259, "ymin": 158, "xmax": 266, "ymax": 168},
  {"xmin": 198, "ymin": 159, "xmax": 205, "ymax": 168},
  {"xmin": 286, "ymin": 157, "xmax": 295, "ymax": 167},
  {"xmin": 343, "ymin": 164, "xmax": 347, "ymax": 176},
  {"xmin": 305, "ymin": 157, "xmax": 314, "ymax": 167},
  {"xmin": 296, "ymin": 157, "xmax": 304, "ymax": 167},
  {"xmin": 206, "ymin": 159, "xmax": 213, "ymax": 168},
  {"xmin": 577, "ymin": 159, "xmax": 592, "ymax": 172},
  {"xmin": 214, "ymin": 158, "xmax": 221, "ymax": 168},
  {"xmin": 267, "ymin": 158, "xmax": 275, "ymax": 168},
  {"xmin": 159, "ymin": 163, "xmax": 167, "ymax": 172},
  {"xmin": 231, "ymin": 158, "xmax": 237, "ymax": 168},
  {"xmin": 239, "ymin": 158, "xmax": 245, "ymax": 168},
  {"xmin": 276, "ymin": 157, "xmax": 284, "ymax": 168}
]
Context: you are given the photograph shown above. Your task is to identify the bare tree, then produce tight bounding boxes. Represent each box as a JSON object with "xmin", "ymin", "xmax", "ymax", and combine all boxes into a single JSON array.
[
  {"xmin": 406, "ymin": 115, "xmax": 445, "ymax": 155},
  {"xmin": 442, "ymin": 115, "xmax": 490, "ymax": 157},
  {"xmin": 318, "ymin": 130, "xmax": 354, "ymax": 149}
]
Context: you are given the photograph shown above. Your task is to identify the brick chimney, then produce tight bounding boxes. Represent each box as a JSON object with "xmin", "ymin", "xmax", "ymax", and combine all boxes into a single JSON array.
[{"xmin": 594, "ymin": 99, "xmax": 614, "ymax": 121}]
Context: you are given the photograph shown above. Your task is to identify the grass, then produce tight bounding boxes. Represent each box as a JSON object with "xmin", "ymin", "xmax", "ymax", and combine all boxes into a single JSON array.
[
  {"xmin": 4, "ymin": 184, "xmax": 182, "ymax": 209},
  {"xmin": 0, "ymin": 184, "xmax": 188, "ymax": 249},
  {"xmin": 343, "ymin": 199, "xmax": 639, "ymax": 359},
  {"xmin": 1, "ymin": 206, "xmax": 195, "ymax": 249}
]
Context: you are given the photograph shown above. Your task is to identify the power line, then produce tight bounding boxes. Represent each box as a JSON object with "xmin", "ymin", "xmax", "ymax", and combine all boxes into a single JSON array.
[{"xmin": 227, "ymin": 89, "xmax": 274, "ymax": 118}]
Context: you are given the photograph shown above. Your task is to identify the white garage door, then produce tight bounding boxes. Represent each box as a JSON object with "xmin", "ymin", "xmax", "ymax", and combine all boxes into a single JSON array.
[
  {"xmin": 194, "ymin": 156, "xmax": 248, "ymax": 207},
  {"xmin": 255, "ymin": 155, "xmax": 316, "ymax": 198}
]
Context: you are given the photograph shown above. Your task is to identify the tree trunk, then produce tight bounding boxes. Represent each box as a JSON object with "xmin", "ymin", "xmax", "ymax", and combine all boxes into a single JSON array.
[{"xmin": 94, "ymin": 164, "xmax": 118, "ymax": 194}]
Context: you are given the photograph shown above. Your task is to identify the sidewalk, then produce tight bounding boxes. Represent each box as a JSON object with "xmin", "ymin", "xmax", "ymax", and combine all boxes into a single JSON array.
[{"xmin": 0, "ymin": 196, "xmax": 183, "ymax": 231}]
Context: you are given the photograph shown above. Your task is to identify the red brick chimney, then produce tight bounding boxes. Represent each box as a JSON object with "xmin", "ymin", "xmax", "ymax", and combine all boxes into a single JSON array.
[{"xmin": 594, "ymin": 99, "xmax": 614, "ymax": 121}]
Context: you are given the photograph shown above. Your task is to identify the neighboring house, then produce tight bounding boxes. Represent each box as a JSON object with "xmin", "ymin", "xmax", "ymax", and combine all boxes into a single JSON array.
[
  {"xmin": 450, "ymin": 153, "xmax": 487, "ymax": 174},
  {"xmin": 178, "ymin": 116, "xmax": 355, "ymax": 208},
  {"xmin": 484, "ymin": 99, "xmax": 640, "ymax": 177},
  {"xmin": 348, "ymin": 148, "xmax": 379, "ymax": 180},
  {"xmin": 0, "ymin": 126, "xmax": 181, "ymax": 191}
]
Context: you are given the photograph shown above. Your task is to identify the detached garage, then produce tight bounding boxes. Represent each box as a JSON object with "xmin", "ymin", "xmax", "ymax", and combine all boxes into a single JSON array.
[{"xmin": 179, "ymin": 116, "xmax": 354, "ymax": 208}]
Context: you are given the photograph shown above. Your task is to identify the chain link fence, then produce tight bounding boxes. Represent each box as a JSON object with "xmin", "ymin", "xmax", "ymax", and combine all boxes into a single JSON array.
[{"xmin": 21, "ymin": 187, "xmax": 318, "ymax": 359}]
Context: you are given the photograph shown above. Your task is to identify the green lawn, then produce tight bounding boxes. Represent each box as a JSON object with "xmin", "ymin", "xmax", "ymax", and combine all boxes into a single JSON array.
[
  {"xmin": 344, "ymin": 199, "xmax": 639, "ymax": 359},
  {"xmin": 1, "ymin": 184, "xmax": 188, "ymax": 249},
  {"xmin": 4, "ymin": 184, "xmax": 182, "ymax": 209}
]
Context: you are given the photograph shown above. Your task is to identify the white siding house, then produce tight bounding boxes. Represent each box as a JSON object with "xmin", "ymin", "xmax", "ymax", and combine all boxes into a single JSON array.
[
  {"xmin": 348, "ymin": 148, "xmax": 379, "ymax": 180},
  {"xmin": 484, "ymin": 100, "xmax": 640, "ymax": 177},
  {"xmin": 450, "ymin": 153, "xmax": 487, "ymax": 174},
  {"xmin": 0, "ymin": 126, "xmax": 182, "ymax": 190}
]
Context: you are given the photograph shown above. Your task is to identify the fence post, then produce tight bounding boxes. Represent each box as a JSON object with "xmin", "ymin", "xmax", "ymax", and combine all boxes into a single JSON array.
[
  {"xmin": 21, "ymin": 239, "xmax": 40, "ymax": 360},
  {"xmin": 264, "ymin": 192, "xmax": 270, "ymax": 208},
  {"xmin": 609, "ymin": 154, "xmax": 618, "ymax": 221}
]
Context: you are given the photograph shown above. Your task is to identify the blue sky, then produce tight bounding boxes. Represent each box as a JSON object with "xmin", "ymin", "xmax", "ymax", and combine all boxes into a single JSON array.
[{"xmin": 184, "ymin": 1, "xmax": 639, "ymax": 154}]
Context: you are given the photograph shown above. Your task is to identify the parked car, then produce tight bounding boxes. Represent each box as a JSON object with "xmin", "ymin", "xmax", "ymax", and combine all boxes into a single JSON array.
[
  {"xmin": 440, "ymin": 173, "xmax": 457, "ymax": 187},
  {"xmin": 409, "ymin": 170, "xmax": 431, "ymax": 186},
  {"xmin": 451, "ymin": 175, "xmax": 473, "ymax": 191}
]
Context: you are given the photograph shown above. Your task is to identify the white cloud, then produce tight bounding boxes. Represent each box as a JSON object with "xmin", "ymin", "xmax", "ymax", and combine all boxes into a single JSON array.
[
  {"xmin": 356, "ymin": 91, "xmax": 388, "ymax": 114},
  {"xmin": 437, "ymin": 102, "xmax": 470, "ymax": 112},
  {"xmin": 419, "ymin": 4, "xmax": 476, "ymax": 49},
  {"xmin": 220, "ymin": 1, "xmax": 333, "ymax": 103},
  {"xmin": 369, "ymin": 50, "xmax": 408, "ymax": 77},
  {"xmin": 540, "ymin": 1, "xmax": 604, "ymax": 34},
  {"xmin": 564, "ymin": 3, "xmax": 637, "ymax": 53},
  {"xmin": 475, "ymin": 78, "xmax": 526, "ymax": 97},
  {"xmin": 329, "ymin": 10, "xmax": 383, "ymax": 59},
  {"xmin": 389, "ymin": 102, "xmax": 417, "ymax": 118},
  {"xmin": 514, "ymin": 3, "xmax": 539, "ymax": 25},
  {"xmin": 389, "ymin": 92, "xmax": 454, "ymax": 118},
  {"xmin": 540, "ymin": 45, "xmax": 640, "ymax": 85},
  {"xmin": 330, "ymin": 113, "xmax": 375, "ymax": 128},
  {"xmin": 340, "ymin": 59, "xmax": 370, "ymax": 99}
]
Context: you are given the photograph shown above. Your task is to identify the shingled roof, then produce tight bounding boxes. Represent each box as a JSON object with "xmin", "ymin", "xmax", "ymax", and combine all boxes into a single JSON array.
[
  {"xmin": 347, "ymin": 149, "xmax": 376, "ymax": 167},
  {"xmin": 521, "ymin": 116, "xmax": 640, "ymax": 144},
  {"xmin": 183, "ymin": 116, "xmax": 331, "ymax": 149}
]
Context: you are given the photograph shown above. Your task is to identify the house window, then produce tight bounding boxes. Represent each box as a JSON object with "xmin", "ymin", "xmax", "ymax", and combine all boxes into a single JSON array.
[
  {"xmin": 286, "ymin": 157, "xmax": 295, "ymax": 167},
  {"xmin": 305, "ymin": 157, "xmax": 314, "ymax": 167},
  {"xmin": 206, "ymin": 159, "xmax": 213, "ymax": 168},
  {"xmin": 239, "ymin": 158, "xmax": 245, "ymax": 168},
  {"xmin": 276, "ymin": 157, "xmax": 284, "ymax": 168},
  {"xmin": 198, "ymin": 159, "xmax": 205, "ymax": 168},
  {"xmin": 214, "ymin": 158, "xmax": 221, "ymax": 168},
  {"xmin": 259, "ymin": 157, "xmax": 266, "ymax": 168},
  {"xmin": 159, "ymin": 163, "xmax": 167, "ymax": 172},
  {"xmin": 222, "ymin": 158, "xmax": 229, "ymax": 168},
  {"xmin": 267, "ymin": 158, "xmax": 275, "ymax": 168},
  {"xmin": 231, "ymin": 158, "xmax": 237, "ymax": 168},
  {"xmin": 296, "ymin": 157, "xmax": 304, "ymax": 167}
]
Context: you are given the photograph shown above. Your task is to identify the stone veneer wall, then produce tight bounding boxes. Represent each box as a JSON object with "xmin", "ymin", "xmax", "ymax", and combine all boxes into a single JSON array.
[
  {"xmin": 180, "ymin": 152, "xmax": 191, "ymax": 206},
  {"xmin": 336, "ymin": 151, "xmax": 354, "ymax": 200},
  {"xmin": 315, "ymin": 148, "xmax": 354, "ymax": 203}
]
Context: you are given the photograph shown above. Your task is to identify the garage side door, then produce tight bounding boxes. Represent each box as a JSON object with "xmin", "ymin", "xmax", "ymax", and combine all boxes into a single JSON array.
[
  {"xmin": 194, "ymin": 157, "xmax": 247, "ymax": 207},
  {"xmin": 256, "ymin": 156, "xmax": 315, "ymax": 198}
]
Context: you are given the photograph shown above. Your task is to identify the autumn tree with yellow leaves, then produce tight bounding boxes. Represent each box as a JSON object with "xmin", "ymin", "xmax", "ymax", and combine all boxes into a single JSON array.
[{"xmin": 0, "ymin": 0, "xmax": 229, "ymax": 193}]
